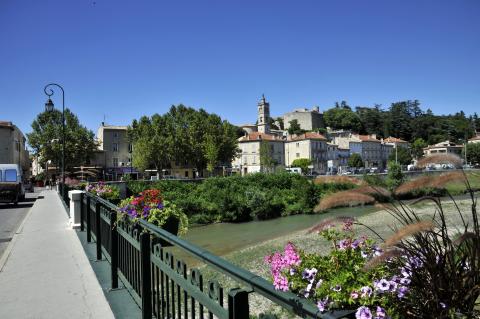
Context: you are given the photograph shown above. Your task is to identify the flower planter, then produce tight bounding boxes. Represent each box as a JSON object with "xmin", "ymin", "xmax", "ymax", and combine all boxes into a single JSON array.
[{"xmin": 152, "ymin": 216, "xmax": 179, "ymax": 247}]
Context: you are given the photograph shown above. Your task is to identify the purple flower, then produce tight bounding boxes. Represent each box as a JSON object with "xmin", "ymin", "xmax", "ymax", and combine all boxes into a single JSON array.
[
  {"xmin": 361, "ymin": 250, "xmax": 369, "ymax": 258},
  {"xmin": 360, "ymin": 286, "xmax": 372, "ymax": 298},
  {"xmin": 375, "ymin": 306, "xmax": 386, "ymax": 318},
  {"xmin": 372, "ymin": 245, "xmax": 383, "ymax": 256},
  {"xmin": 273, "ymin": 275, "xmax": 289, "ymax": 291},
  {"xmin": 397, "ymin": 286, "xmax": 408, "ymax": 299},
  {"xmin": 351, "ymin": 239, "xmax": 361, "ymax": 249},
  {"xmin": 350, "ymin": 291, "xmax": 359, "ymax": 299},
  {"xmin": 315, "ymin": 279, "xmax": 323, "ymax": 288},
  {"xmin": 338, "ymin": 239, "xmax": 349, "ymax": 250},
  {"xmin": 331, "ymin": 284, "xmax": 342, "ymax": 292},
  {"xmin": 302, "ymin": 268, "xmax": 318, "ymax": 282},
  {"xmin": 317, "ymin": 298, "xmax": 329, "ymax": 312},
  {"xmin": 399, "ymin": 278, "xmax": 411, "ymax": 285},
  {"xmin": 356, "ymin": 306, "xmax": 372, "ymax": 319},
  {"xmin": 375, "ymin": 279, "xmax": 391, "ymax": 292}
]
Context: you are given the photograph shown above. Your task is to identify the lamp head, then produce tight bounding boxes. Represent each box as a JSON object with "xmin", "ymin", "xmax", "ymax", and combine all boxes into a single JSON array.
[{"xmin": 45, "ymin": 98, "xmax": 54, "ymax": 112}]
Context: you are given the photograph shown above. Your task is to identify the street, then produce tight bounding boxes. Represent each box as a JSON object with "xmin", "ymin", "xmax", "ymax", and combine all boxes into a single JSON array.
[{"xmin": 0, "ymin": 190, "xmax": 39, "ymax": 259}]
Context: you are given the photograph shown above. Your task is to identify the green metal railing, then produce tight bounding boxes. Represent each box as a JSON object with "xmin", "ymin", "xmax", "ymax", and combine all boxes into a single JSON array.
[{"xmin": 79, "ymin": 191, "xmax": 354, "ymax": 319}]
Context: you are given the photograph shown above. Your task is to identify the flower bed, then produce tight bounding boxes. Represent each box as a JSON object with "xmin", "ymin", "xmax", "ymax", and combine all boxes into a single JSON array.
[
  {"xmin": 119, "ymin": 189, "xmax": 188, "ymax": 236},
  {"xmin": 85, "ymin": 182, "xmax": 121, "ymax": 204}
]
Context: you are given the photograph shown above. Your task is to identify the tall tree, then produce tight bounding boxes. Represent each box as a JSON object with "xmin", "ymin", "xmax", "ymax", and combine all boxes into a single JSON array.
[
  {"xmin": 323, "ymin": 106, "xmax": 362, "ymax": 132},
  {"xmin": 287, "ymin": 119, "xmax": 305, "ymax": 135},
  {"xmin": 411, "ymin": 138, "xmax": 427, "ymax": 159},
  {"xmin": 259, "ymin": 141, "xmax": 277, "ymax": 173},
  {"xmin": 356, "ymin": 105, "xmax": 385, "ymax": 137},
  {"xmin": 27, "ymin": 109, "xmax": 97, "ymax": 172},
  {"xmin": 388, "ymin": 147, "xmax": 412, "ymax": 165},
  {"xmin": 348, "ymin": 153, "xmax": 364, "ymax": 168}
]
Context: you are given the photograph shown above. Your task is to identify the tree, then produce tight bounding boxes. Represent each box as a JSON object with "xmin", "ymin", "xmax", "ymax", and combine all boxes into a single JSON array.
[
  {"xmin": 356, "ymin": 105, "xmax": 385, "ymax": 137},
  {"xmin": 386, "ymin": 161, "xmax": 404, "ymax": 190},
  {"xmin": 323, "ymin": 106, "xmax": 362, "ymax": 132},
  {"xmin": 27, "ymin": 109, "xmax": 97, "ymax": 172},
  {"xmin": 287, "ymin": 119, "xmax": 305, "ymax": 135},
  {"xmin": 348, "ymin": 153, "xmax": 364, "ymax": 168},
  {"xmin": 411, "ymin": 138, "xmax": 427, "ymax": 159},
  {"xmin": 388, "ymin": 147, "xmax": 412, "ymax": 166},
  {"xmin": 464, "ymin": 143, "xmax": 480, "ymax": 166},
  {"xmin": 291, "ymin": 158, "xmax": 312, "ymax": 174},
  {"xmin": 260, "ymin": 141, "xmax": 277, "ymax": 173},
  {"xmin": 128, "ymin": 105, "xmax": 239, "ymax": 174}
]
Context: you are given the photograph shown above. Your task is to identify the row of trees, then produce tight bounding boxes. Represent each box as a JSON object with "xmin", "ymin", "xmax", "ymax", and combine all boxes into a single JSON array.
[
  {"xmin": 322, "ymin": 100, "xmax": 479, "ymax": 145},
  {"xmin": 128, "ymin": 105, "xmax": 240, "ymax": 174}
]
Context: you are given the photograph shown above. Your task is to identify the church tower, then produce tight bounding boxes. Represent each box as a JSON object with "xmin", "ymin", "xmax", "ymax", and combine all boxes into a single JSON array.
[{"xmin": 257, "ymin": 94, "xmax": 270, "ymax": 134}]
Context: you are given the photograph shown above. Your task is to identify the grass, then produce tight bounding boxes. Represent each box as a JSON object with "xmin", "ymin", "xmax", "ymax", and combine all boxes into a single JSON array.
[{"xmin": 444, "ymin": 171, "xmax": 480, "ymax": 195}]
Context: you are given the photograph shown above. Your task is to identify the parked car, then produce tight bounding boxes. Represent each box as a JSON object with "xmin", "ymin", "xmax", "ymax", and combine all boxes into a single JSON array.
[{"xmin": 0, "ymin": 164, "xmax": 25, "ymax": 204}]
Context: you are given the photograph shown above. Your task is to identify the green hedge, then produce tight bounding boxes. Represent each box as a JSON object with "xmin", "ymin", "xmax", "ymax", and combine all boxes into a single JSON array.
[{"xmin": 127, "ymin": 173, "xmax": 358, "ymax": 224}]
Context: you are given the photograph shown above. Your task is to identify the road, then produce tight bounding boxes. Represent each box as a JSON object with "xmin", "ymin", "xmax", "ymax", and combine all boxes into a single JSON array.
[{"xmin": 0, "ymin": 191, "xmax": 39, "ymax": 259}]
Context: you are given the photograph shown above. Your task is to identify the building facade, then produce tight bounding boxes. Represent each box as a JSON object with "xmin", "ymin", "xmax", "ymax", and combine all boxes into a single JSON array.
[
  {"xmin": 95, "ymin": 124, "xmax": 133, "ymax": 179},
  {"xmin": 283, "ymin": 107, "xmax": 323, "ymax": 131},
  {"xmin": 423, "ymin": 141, "xmax": 463, "ymax": 156},
  {"xmin": 332, "ymin": 134, "xmax": 391, "ymax": 169},
  {"xmin": 285, "ymin": 133, "xmax": 328, "ymax": 174},
  {"xmin": 0, "ymin": 121, "xmax": 30, "ymax": 175}
]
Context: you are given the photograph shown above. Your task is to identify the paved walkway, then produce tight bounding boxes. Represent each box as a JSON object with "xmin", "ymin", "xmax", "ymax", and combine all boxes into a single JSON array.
[{"xmin": 0, "ymin": 190, "xmax": 115, "ymax": 319}]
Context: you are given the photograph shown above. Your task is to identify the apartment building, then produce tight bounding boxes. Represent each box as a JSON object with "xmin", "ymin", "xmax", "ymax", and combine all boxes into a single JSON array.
[
  {"xmin": 233, "ymin": 132, "xmax": 285, "ymax": 175},
  {"xmin": 285, "ymin": 132, "xmax": 328, "ymax": 174},
  {"xmin": 96, "ymin": 124, "xmax": 133, "ymax": 179},
  {"xmin": 0, "ymin": 121, "xmax": 30, "ymax": 175},
  {"xmin": 423, "ymin": 141, "xmax": 463, "ymax": 156}
]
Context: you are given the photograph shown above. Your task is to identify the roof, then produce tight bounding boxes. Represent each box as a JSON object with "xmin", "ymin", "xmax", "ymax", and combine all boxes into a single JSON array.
[
  {"xmin": 469, "ymin": 135, "xmax": 480, "ymax": 141},
  {"xmin": 424, "ymin": 140, "xmax": 463, "ymax": 149},
  {"xmin": 0, "ymin": 121, "xmax": 13, "ymax": 129},
  {"xmin": 384, "ymin": 137, "xmax": 408, "ymax": 143},
  {"xmin": 358, "ymin": 135, "xmax": 381, "ymax": 143},
  {"xmin": 100, "ymin": 125, "xmax": 128, "ymax": 130},
  {"xmin": 238, "ymin": 132, "xmax": 284, "ymax": 142},
  {"xmin": 288, "ymin": 132, "xmax": 327, "ymax": 141}
]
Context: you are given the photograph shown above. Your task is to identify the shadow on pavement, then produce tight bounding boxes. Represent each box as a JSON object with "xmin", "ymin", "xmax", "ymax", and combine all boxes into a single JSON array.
[
  {"xmin": 0, "ymin": 202, "xmax": 35, "ymax": 210},
  {"xmin": 75, "ymin": 229, "xmax": 141, "ymax": 319}
]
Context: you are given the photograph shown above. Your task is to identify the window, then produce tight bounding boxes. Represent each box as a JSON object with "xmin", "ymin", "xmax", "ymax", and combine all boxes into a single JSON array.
[
  {"xmin": 5, "ymin": 169, "xmax": 17, "ymax": 182},
  {"xmin": 128, "ymin": 143, "xmax": 133, "ymax": 153},
  {"xmin": 0, "ymin": 170, "xmax": 2, "ymax": 181},
  {"xmin": 114, "ymin": 132, "xmax": 118, "ymax": 138},
  {"xmin": 113, "ymin": 143, "xmax": 118, "ymax": 152},
  {"xmin": 185, "ymin": 171, "xmax": 189, "ymax": 178},
  {"xmin": 113, "ymin": 158, "xmax": 118, "ymax": 167},
  {"xmin": 296, "ymin": 153, "xmax": 300, "ymax": 158},
  {"xmin": 296, "ymin": 143, "xmax": 299, "ymax": 147},
  {"xmin": 252, "ymin": 156, "xmax": 256, "ymax": 164}
]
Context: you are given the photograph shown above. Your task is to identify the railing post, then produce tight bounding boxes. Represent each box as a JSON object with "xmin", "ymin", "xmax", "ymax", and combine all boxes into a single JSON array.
[
  {"xmin": 140, "ymin": 231, "xmax": 152, "ymax": 319},
  {"xmin": 86, "ymin": 196, "xmax": 91, "ymax": 243},
  {"xmin": 110, "ymin": 210, "xmax": 118, "ymax": 289},
  {"xmin": 80, "ymin": 192, "xmax": 84, "ymax": 232},
  {"xmin": 95, "ymin": 201, "xmax": 102, "ymax": 260},
  {"xmin": 228, "ymin": 288, "xmax": 249, "ymax": 319}
]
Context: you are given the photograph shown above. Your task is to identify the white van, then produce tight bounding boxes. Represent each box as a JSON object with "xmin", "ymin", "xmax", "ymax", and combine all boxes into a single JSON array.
[{"xmin": 0, "ymin": 164, "xmax": 25, "ymax": 204}]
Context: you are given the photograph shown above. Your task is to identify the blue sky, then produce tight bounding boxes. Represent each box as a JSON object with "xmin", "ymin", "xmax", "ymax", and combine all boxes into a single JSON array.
[{"xmin": 1, "ymin": 0, "xmax": 479, "ymax": 140}]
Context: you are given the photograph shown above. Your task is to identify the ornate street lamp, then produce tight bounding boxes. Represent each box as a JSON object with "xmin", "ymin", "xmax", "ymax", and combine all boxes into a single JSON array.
[{"xmin": 44, "ymin": 83, "xmax": 65, "ymax": 195}]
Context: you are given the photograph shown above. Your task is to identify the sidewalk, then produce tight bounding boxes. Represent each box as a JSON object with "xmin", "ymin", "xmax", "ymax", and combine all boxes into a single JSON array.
[{"xmin": 0, "ymin": 190, "xmax": 115, "ymax": 319}]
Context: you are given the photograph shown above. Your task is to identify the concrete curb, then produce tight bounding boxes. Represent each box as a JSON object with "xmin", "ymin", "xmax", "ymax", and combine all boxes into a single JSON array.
[{"xmin": 0, "ymin": 193, "xmax": 40, "ymax": 273}]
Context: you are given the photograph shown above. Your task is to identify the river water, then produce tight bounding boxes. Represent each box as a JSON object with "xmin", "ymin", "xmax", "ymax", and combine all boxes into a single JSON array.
[{"xmin": 178, "ymin": 205, "xmax": 380, "ymax": 261}]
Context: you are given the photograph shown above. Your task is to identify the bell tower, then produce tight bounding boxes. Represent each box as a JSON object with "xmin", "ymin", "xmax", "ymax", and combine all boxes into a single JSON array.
[{"xmin": 257, "ymin": 94, "xmax": 270, "ymax": 134}]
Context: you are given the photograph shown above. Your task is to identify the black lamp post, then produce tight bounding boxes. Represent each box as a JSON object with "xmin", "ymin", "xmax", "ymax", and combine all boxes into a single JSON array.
[{"xmin": 44, "ymin": 83, "xmax": 65, "ymax": 195}]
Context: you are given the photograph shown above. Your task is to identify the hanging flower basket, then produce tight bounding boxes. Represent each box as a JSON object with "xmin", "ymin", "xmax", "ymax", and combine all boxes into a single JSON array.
[{"xmin": 119, "ymin": 189, "xmax": 188, "ymax": 246}]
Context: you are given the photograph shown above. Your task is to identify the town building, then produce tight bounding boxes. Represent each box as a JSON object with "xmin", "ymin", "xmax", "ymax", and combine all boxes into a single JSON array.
[
  {"xmin": 326, "ymin": 143, "xmax": 350, "ymax": 173},
  {"xmin": 283, "ymin": 107, "xmax": 323, "ymax": 131},
  {"xmin": 0, "ymin": 121, "xmax": 30, "ymax": 176},
  {"xmin": 423, "ymin": 141, "xmax": 463, "ymax": 156},
  {"xmin": 95, "ymin": 124, "xmax": 134, "ymax": 180},
  {"xmin": 383, "ymin": 137, "xmax": 409, "ymax": 148},
  {"xmin": 468, "ymin": 133, "xmax": 480, "ymax": 144},
  {"xmin": 285, "ymin": 132, "xmax": 328, "ymax": 174},
  {"xmin": 331, "ymin": 133, "xmax": 391, "ymax": 169}
]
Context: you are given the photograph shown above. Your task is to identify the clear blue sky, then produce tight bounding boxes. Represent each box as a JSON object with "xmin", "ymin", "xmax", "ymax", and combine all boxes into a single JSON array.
[{"xmin": 1, "ymin": 0, "xmax": 479, "ymax": 140}]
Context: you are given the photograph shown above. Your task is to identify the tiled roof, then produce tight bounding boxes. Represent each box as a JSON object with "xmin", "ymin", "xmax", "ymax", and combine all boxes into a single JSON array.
[
  {"xmin": 358, "ymin": 135, "xmax": 381, "ymax": 143},
  {"xmin": 384, "ymin": 137, "xmax": 408, "ymax": 143},
  {"xmin": 289, "ymin": 132, "xmax": 327, "ymax": 141},
  {"xmin": 238, "ymin": 132, "xmax": 284, "ymax": 142}
]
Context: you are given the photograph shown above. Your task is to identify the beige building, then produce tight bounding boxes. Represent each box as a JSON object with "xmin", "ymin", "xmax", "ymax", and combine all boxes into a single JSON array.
[
  {"xmin": 468, "ymin": 133, "xmax": 480, "ymax": 144},
  {"xmin": 331, "ymin": 133, "xmax": 392, "ymax": 169},
  {"xmin": 423, "ymin": 141, "xmax": 463, "ymax": 156},
  {"xmin": 0, "ymin": 121, "xmax": 30, "ymax": 174},
  {"xmin": 95, "ymin": 124, "xmax": 133, "ymax": 179},
  {"xmin": 284, "ymin": 107, "xmax": 323, "ymax": 131},
  {"xmin": 285, "ymin": 132, "xmax": 328, "ymax": 173},
  {"xmin": 233, "ymin": 132, "xmax": 285, "ymax": 175}
]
